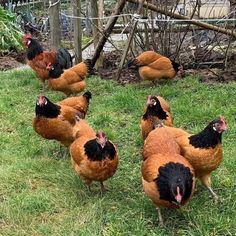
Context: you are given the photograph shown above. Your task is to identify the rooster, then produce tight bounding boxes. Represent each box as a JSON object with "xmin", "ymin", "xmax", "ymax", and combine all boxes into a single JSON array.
[
  {"xmin": 70, "ymin": 116, "xmax": 119, "ymax": 192},
  {"xmin": 22, "ymin": 33, "xmax": 73, "ymax": 83},
  {"xmin": 140, "ymin": 95, "xmax": 173, "ymax": 140},
  {"xmin": 33, "ymin": 95, "xmax": 82, "ymax": 146},
  {"xmin": 127, "ymin": 51, "xmax": 183, "ymax": 82},
  {"xmin": 164, "ymin": 116, "xmax": 227, "ymax": 201},
  {"xmin": 142, "ymin": 126, "xmax": 195, "ymax": 225},
  {"xmin": 46, "ymin": 60, "xmax": 93, "ymax": 96}
]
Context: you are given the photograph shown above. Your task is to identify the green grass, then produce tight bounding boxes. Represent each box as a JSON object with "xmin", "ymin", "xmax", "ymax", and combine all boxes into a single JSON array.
[{"xmin": 0, "ymin": 69, "xmax": 235, "ymax": 235}]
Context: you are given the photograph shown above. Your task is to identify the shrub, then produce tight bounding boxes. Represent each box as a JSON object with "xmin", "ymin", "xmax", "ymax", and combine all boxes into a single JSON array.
[{"xmin": 0, "ymin": 7, "xmax": 24, "ymax": 52}]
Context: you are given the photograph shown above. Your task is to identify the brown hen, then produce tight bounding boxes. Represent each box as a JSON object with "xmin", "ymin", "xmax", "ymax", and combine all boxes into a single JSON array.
[
  {"xmin": 58, "ymin": 91, "xmax": 92, "ymax": 118},
  {"xmin": 142, "ymin": 126, "xmax": 195, "ymax": 225},
  {"xmin": 33, "ymin": 95, "xmax": 79, "ymax": 146},
  {"xmin": 47, "ymin": 60, "xmax": 92, "ymax": 96},
  {"xmin": 127, "ymin": 51, "xmax": 183, "ymax": 82},
  {"xmin": 140, "ymin": 95, "xmax": 173, "ymax": 140},
  {"xmin": 164, "ymin": 116, "xmax": 227, "ymax": 200},
  {"xmin": 70, "ymin": 118, "xmax": 119, "ymax": 192}
]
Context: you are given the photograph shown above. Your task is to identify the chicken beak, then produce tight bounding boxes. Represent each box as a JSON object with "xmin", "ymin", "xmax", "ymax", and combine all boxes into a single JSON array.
[
  {"xmin": 46, "ymin": 64, "xmax": 52, "ymax": 70},
  {"xmin": 221, "ymin": 124, "xmax": 227, "ymax": 132},
  {"xmin": 175, "ymin": 195, "xmax": 182, "ymax": 204},
  {"xmin": 99, "ymin": 137, "xmax": 106, "ymax": 148},
  {"xmin": 175, "ymin": 186, "xmax": 182, "ymax": 203}
]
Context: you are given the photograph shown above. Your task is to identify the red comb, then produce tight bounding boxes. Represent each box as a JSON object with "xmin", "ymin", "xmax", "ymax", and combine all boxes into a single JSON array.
[
  {"xmin": 96, "ymin": 130, "xmax": 106, "ymax": 137},
  {"xmin": 23, "ymin": 33, "xmax": 32, "ymax": 40},
  {"xmin": 146, "ymin": 95, "xmax": 153, "ymax": 105},
  {"xmin": 220, "ymin": 115, "xmax": 225, "ymax": 120}
]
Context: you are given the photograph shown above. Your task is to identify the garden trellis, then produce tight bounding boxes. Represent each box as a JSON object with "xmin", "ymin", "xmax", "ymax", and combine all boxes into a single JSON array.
[{"xmin": 2, "ymin": 0, "xmax": 236, "ymax": 71}]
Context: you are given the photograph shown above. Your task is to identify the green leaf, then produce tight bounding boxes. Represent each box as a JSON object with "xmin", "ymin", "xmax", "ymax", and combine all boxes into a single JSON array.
[{"xmin": 0, "ymin": 6, "xmax": 23, "ymax": 52}]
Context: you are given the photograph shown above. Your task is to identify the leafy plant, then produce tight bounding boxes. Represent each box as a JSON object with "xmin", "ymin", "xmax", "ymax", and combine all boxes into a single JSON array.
[{"xmin": 0, "ymin": 6, "xmax": 24, "ymax": 52}]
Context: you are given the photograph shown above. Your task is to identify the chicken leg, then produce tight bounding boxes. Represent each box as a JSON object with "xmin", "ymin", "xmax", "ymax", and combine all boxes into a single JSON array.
[
  {"xmin": 156, "ymin": 207, "xmax": 164, "ymax": 226},
  {"xmin": 100, "ymin": 181, "xmax": 108, "ymax": 193},
  {"xmin": 199, "ymin": 173, "xmax": 219, "ymax": 201}
]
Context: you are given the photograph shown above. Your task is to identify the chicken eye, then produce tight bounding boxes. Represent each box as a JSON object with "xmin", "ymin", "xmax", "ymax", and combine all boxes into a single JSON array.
[
  {"xmin": 75, "ymin": 114, "xmax": 80, "ymax": 121},
  {"xmin": 177, "ymin": 178, "xmax": 181, "ymax": 183},
  {"xmin": 213, "ymin": 123, "xmax": 219, "ymax": 131},
  {"xmin": 152, "ymin": 100, "xmax": 157, "ymax": 105}
]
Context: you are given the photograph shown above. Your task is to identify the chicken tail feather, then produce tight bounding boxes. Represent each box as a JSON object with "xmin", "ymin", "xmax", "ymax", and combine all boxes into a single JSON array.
[
  {"xmin": 84, "ymin": 59, "xmax": 95, "ymax": 76},
  {"xmin": 127, "ymin": 58, "xmax": 139, "ymax": 69},
  {"xmin": 83, "ymin": 91, "xmax": 92, "ymax": 102}
]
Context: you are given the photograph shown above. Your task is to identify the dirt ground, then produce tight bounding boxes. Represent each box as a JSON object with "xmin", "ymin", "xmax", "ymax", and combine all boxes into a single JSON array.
[
  {"xmin": 0, "ymin": 51, "xmax": 26, "ymax": 71},
  {"xmin": 99, "ymin": 50, "xmax": 236, "ymax": 85},
  {"xmin": 1, "ymin": 50, "xmax": 236, "ymax": 85}
]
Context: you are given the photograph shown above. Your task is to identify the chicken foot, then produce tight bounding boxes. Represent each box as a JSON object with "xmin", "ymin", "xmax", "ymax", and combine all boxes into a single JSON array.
[
  {"xmin": 207, "ymin": 186, "xmax": 219, "ymax": 202},
  {"xmin": 100, "ymin": 182, "xmax": 108, "ymax": 194}
]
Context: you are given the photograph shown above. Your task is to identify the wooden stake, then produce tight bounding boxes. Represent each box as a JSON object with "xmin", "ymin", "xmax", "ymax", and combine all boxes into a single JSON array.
[
  {"xmin": 49, "ymin": 0, "xmax": 60, "ymax": 50},
  {"xmin": 115, "ymin": 0, "xmax": 146, "ymax": 80},
  {"xmin": 115, "ymin": 21, "xmax": 138, "ymax": 80},
  {"xmin": 73, "ymin": 0, "xmax": 82, "ymax": 63},
  {"xmin": 90, "ymin": 0, "xmax": 126, "ymax": 68}
]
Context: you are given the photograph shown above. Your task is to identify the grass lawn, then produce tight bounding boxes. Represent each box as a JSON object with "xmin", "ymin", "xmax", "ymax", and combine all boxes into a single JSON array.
[{"xmin": 0, "ymin": 69, "xmax": 235, "ymax": 235}]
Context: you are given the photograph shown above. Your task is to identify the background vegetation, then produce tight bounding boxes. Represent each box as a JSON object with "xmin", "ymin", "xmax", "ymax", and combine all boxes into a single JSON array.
[
  {"xmin": 0, "ymin": 69, "xmax": 235, "ymax": 235},
  {"xmin": 0, "ymin": 7, "xmax": 23, "ymax": 52}
]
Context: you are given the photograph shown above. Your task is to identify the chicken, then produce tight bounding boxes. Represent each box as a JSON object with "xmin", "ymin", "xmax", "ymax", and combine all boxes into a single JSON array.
[
  {"xmin": 72, "ymin": 114, "xmax": 96, "ymax": 140},
  {"xmin": 49, "ymin": 80, "xmax": 86, "ymax": 97},
  {"xmin": 140, "ymin": 95, "xmax": 173, "ymax": 140},
  {"xmin": 163, "ymin": 116, "xmax": 227, "ymax": 200},
  {"xmin": 128, "ymin": 51, "xmax": 163, "ymax": 67},
  {"xmin": 142, "ymin": 126, "xmax": 195, "ymax": 225},
  {"xmin": 58, "ymin": 91, "xmax": 92, "ymax": 119},
  {"xmin": 142, "ymin": 154, "xmax": 195, "ymax": 225},
  {"xmin": 46, "ymin": 60, "xmax": 93, "ymax": 96},
  {"xmin": 33, "ymin": 95, "xmax": 80, "ymax": 146},
  {"xmin": 142, "ymin": 125, "xmax": 180, "ymax": 161},
  {"xmin": 70, "ymin": 117, "xmax": 119, "ymax": 192},
  {"xmin": 127, "ymin": 50, "xmax": 183, "ymax": 82},
  {"xmin": 53, "ymin": 48, "xmax": 73, "ymax": 72},
  {"xmin": 22, "ymin": 33, "xmax": 73, "ymax": 83}
]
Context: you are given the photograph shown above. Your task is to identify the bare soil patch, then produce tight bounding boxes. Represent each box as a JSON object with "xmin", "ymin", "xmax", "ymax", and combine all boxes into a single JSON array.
[
  {"xmin": 1, "ymin": 50, "xmax": 236, "ymax": 85},
  {"xmin": 100, "ymin": 50, "xmax": 236, "ymax": 85},
  {"xmin": 0, "ymin": 51, "xmax": 26, "ymax": 71}
]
